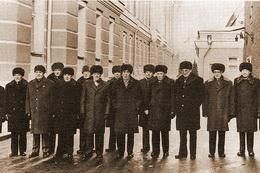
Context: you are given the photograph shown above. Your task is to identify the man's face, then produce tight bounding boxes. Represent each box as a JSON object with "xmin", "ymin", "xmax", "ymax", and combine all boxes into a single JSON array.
[
  {"xmin": 14, "ymin": 74, "xmax": 22, "ymax": 82},
  {"xmin": 122, "ymin": 70, "xmax": 130, "ymax": 80},
  {"xmin": 92, "ymin": 73, "xmax": 101, "ymax": 81},
  {"xmin": 63, "ymin": 74, "xmax": 72, "ymax": 82},
  {"xmin": 145, "ymin": 71, "xmax": 153, "ymax": 79},
  {"xmin": 83, "ymin": 71, "xmax": 90, "ymax": 79},
  {"xmin": 156, "ymin": 72, "xmax": 165, "ymax": 81},
  {"xmin": 54, "ymin": 69, "xmax": 62, "ymax": 77},
  {"xmin": 181, "ymin": 69, "xmax": 192, "ymax": 77},
  {"xmin": 241, "ymin": 69, "xmax": 250, "ymax": 78},
  {"xmin": 113, "ymin": 72, "xmax": 121, "ymax": 79},
  {"xmin": 35, "ymin": 71, "xmax": 44, "ymax": 80},
  {"xmin": 213, "ymin": 70, "xmax": 222, "ymax": 79}
]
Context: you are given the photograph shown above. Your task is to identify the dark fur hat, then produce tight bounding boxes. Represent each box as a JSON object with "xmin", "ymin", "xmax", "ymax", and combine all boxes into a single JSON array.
[
  {"xmin": 144, "ymin": 64, "xmax": 155, "ymax": 73},
  {"xmin": 179, "ymin": 61, "xmax": 192, "ymax": 70},
  {"xmin": 121, "ymin": 64, "xmax": 133, "ymax": 74},
  {"xmin": 62, "ymin": 67, "xmax": 74, "ymax": 76},
  {"xmin": 82, "ymin": 65, "xmax": 90, "ymax": 73},
  {"xmin": 12, "ymin": 67, "xmax": 25, "ymax": 76},
  {"xmin": 155, "ymin": 65, "xmax": 167, "ymax": 73},
  {"xmin": 90, "ymin": 65, "xmax": 103, "ymax": 75},
  {"xmin": 239, "ymin": 62, "xmax": 252, "ymax": 72},
  {"xmin": 34, "ymin": 65, "xmax": 46, "ymax": 73},
  {"xmin": 112, "ymin": 65, "xmax": 121, "ymax": 74},
  {"xmin": 211, "ymin": 63, "xmax": 225, "ymax": 73},
  {"xmin": 51, "ymin": 62, "xmax": 64, "ymax": 71}
]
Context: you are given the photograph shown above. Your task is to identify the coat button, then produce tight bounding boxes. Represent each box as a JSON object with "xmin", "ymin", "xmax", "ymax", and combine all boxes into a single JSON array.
[
  {"xmin": 182, "ymin": 95, "xmax": 185, "ymax": 98},
  {"xmin": 181, "ymin": 104, "xmax": 184, "ymax": 107}
]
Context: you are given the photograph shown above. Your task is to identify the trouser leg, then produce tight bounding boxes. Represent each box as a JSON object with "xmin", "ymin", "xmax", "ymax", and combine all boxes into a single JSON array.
[
  {"xmin": 108, "ymin": 126, "xmax": 116, "ymax": 150},
  {"xmin": 218, "ymin": 131, "xmax": 225, "ymax": 155},
  {"xmin": 247, "ymin": 132, "xmax": 254, "ymax": 153},
  {"xmin": 42, "ymin": 134, "xmax": 49, "ymax": 154},
  {"xmin": 189, "ymin": 130, "xmax": 197, "ymax": 156},
  {"xmin": 79, "ymin": 129, "xmax": 87, "ymax": 152},
  {"xmin": 66, "ymin": 134, "xmax": 74, "ymax": 155},
  {"xmin": 32, "ymin": 134, "xmax": 40, "ymax": 154},
  {"xmin": 117, "ymin": 133, "xmax": 126, "ymax": 155},
  {"xmin": 178, "ymin": 130, "xmax": 187, "ymax": 156},
  {"xmin": 49, "ymin": 130, "xmax": 56, "ymax": 154},
  {"xmin": 127, "ymin": 132, "xmax": 134, "ymax": 155},
  {"xmin": 142, "ymin": 127, "xmax": 150, "ymax": 151},
  {"xmin": 95, "ymin": 132, "xmax": 104, "ymax": 155},
  {"xmin": 85, "ymin": 133, "xmax": 94, "ymax": 155},
  {"xmin": 152, "ymin": 130, "xmax": 160, "ymax": 155},
  {"xmin": 11, "ymin": 132, "xmax": 18, "ymax": 154},
  {"xmin": 239, "ymin": 132, "xmax": 245, "ymax": 153},
  {"xmin": 209, "ymin": 131, "xmax": 217, "ymax": 155},
  {"xmin": 19, "ymin": 132, "xmax": 27, "ymax": 154},
  {"xmin": 161, "ymin": 130, "xmax": 169, "ymax": 154},
  {"xmin": 56, "ymin": 134, "xmax": 65, "ymax": 157}
]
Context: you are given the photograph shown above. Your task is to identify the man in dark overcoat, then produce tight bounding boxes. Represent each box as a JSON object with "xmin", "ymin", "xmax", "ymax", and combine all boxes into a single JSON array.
[
  {"xmin": 234, "ymin": 62, "xmax": 260, "ymax": 158},
  {"xmin": 47, "ymin": 62, "xmax": 64, "ymax": 154},
  {"xmin": 148, "ymin": 65, "xmax": 175, "ymax": 159},
  {"xmin": 175, "ymin": 61, "xmax": 204, "ymax": 160},
  {"xmin": 53, "ymin": 67, "xmax": 80, "ymax": 162},
  {"xmin": 26, "ymin": 65, "xmax": 54, "ymax": 158},
  {"xmin": 105, "ymin": 65, "xmax": 121, "ymax": 152},
  {"xmin": 80, "ymin": 65, "xmax": 110, "ymax": 159},
  {"xmin": 110, "ymin": 64, "xmax": 142, "ymax": 159},
  {"xmin": 203, "ymin": 63, "xmax": 234, "ymax": 158},
  {"xmin": 5, "ymin": 67, "xmax": 29, "ymax": 157},
  {"xmin": 138, "ymin": 64, "xmax": 155, "ymax": 154},
  {"xmin": 0, "ymin": 86, "xmax": 4, "ymax": 134},
  {"xmin": 76, "ymin": 65, "xmax": 92, "ymax": 155}
]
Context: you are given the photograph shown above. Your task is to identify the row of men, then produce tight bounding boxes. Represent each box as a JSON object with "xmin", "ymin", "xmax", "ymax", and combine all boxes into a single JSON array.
[{"xmin": 0, "ymin": 61, "xmax": 259, "ymax": 163}]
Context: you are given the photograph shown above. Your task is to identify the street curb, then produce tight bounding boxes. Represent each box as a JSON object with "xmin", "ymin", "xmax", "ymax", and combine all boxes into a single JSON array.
[{"xmin": 0, "ymin": 133, "xmax": 11, "ymax": 141}]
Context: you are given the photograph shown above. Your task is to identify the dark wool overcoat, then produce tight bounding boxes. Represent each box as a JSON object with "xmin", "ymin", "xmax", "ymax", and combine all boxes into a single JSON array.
[
  {"xmin": 26, "ymin": 77, "xmax": 54, "ymax": 134},
  {"xmin": 175, "ymin": 73, "xmax": 204, "ymax": 130},
  {"xmin": 5, "ymin": 79, "xmax": 29, "ymax": 132},
  {"xmin": 147, "ymin": 76, "xmax": 175, "ymax": 131},
  {"xmin": 53, "ymin": 79, "xmax": 80, "ymax": 134},
  {"xmin": 80, "ymin": 79, "xmax": 110, "ymax": 134},
  {"xmin": 0, "ymin": 86, "xmax": 5, "ymax": 133},
  {"xmin": 202, "ymin": 77, "xmax": 234, "ymax": 131},
  {"xmin": 234, "ymin": 75, "xmax": 260, "ymax": 132},
  {"xmin": 111, "ymin": 77, "xmax": 142, "ymax": 134}
]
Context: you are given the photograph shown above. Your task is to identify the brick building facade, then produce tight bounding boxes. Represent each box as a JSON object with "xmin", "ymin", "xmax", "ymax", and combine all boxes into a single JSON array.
[
  {"xmin": 0, "ymin": 0, "xmax": 177, "ymax": 85},
  {"xmin": 244, "ymin": 1, "xmax": 260, "ymax": 78}
]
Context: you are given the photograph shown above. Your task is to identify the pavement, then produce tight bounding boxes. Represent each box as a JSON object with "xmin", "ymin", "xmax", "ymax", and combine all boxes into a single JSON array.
[{"xmin": 1, "ymin": 118, "xmax": 260, "ymax": 173}]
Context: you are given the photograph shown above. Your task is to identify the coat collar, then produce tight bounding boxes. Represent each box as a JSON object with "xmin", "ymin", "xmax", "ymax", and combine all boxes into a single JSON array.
[
  {"xmin": 32, "ymin": 77, "xmax": 48, "ymax": 88},
  {"xmin": 90, "ymin": 79, "xmax": 106, "ymax": 91},
  {"xmin": 9, "ymin": 78, "xmax": 27, "ymax": 86},
  {"xmin": 118, "ymin": 76, "xmax": 136, "ymax": 89},
  {"xmin": 207, "ymin": 76, "xmax": 230, "ymax": 90},
  {"xmin": 178, "ymin": 72, "xmax": 197, "ymax": 85},
  {"xmin": 236, "ymin": 75, "xmax": 256, "ymax": 85}
]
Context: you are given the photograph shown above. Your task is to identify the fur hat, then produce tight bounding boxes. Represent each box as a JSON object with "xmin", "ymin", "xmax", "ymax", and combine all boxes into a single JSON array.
[
  {"xmin": 51, "ymin": 62, "xmax": 64, "ymax": 71},
  {"xmin": 12, "ymin": 67, "xmax": 25, "ymax": 76},
  {"xmin": 144, "ymin": 64, "xmax": 155, "ymax": 73},
  {"xmin": 211, "ymin": 63, "xmax": 225, "ymax": 73},
  {"xmin": 34, "ymin": 65, "xmax": 46, "ymax": 73},
  {"xmin": 82, "ymin": 65, "xmax": 90, "ymax": 73},
  {"xmin": 239, "ymin": 62, "xmax": 252, "ymax": 72},
  {"xmin": 121, "ymin": 64, "xmax": 133, "ymax": 74},
  {"xmin": 90, "ymin": 65, "xmax": 103, "ymax": 75},
  {"xmin": 62, "ymin": 67, "xmax": 74, "ymax": 76},
  {"xmin": 112, "ymin": 65, "xmax": 121, "ymax": 74},
  {"xmin": 155, "ymin": 65, "xmax": 167, "ymax": 73},
  {"xmin": 179, "ymin": 61, "xmax": 192, "ymax": 70}
]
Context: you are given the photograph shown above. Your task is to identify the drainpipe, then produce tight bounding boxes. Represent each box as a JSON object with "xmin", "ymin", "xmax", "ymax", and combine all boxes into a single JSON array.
[
  {"xmin": 46, "ymin": 0, "xmax": 53, "ymax": 74},
  {"xmin": 133, "ymin": 29, "xmax": 139, "ymax": 76}
]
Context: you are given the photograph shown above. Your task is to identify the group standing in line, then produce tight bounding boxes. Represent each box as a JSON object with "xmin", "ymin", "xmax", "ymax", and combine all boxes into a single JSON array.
[{"xmin": 0, "ymin": 60, "xmax": 259, "ymax": 163}]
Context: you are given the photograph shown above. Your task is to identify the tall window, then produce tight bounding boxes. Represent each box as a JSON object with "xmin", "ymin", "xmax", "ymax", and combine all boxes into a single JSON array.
[
  {"xmin": 31, "ymin": 0, "xmax": 45, "ymax": 56},
  {"xmin": 95, "ymin": 10, "xmax": 102, "ymax": 65},
  {"xmin": 77, "ymin": 3, "xmax": 87, "ymax": 77},
  {"xmin": 108, "ymin": 17, "xmax": 115, "ymax": 77},
  {"xmin": 122, "ymin": 32, "xmax": 127, "ymax": 63},
  {"xmin": 128, "ymin": 35, "xmax": 133, "ymax": 64}
]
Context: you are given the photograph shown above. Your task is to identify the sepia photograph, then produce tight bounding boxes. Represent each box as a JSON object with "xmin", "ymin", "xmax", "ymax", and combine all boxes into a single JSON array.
[{"xmin": 0, "ymin": 0, "xmax": 259, "ymax": 172}]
